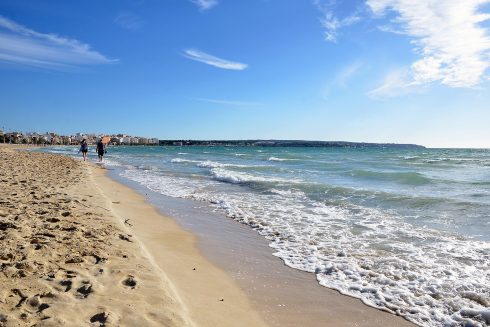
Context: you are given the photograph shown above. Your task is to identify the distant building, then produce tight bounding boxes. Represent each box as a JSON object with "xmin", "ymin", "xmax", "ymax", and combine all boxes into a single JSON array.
[
  {"xmin": 110, "ymin": 137, "xmax": 122, "ymax": 145},
  {"xmin": 74, "ymin": 133, "xmax": 84, "ymax": 142}
]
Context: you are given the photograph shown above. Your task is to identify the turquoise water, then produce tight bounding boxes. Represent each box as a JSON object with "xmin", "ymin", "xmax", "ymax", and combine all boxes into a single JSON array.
[{"xmin": 44, "ymin": 146, "xmax": 490, "ymax": 326}]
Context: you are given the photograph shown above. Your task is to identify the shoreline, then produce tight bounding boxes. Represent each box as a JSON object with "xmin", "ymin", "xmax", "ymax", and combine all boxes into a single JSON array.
[
  {"xmin": 106, "ymin": 163, "xmax": 416, "ymax": 327},
  {"xmin": 0, "ymin": 145, "xmax": 415, "ymax": 326},
  {"xmin": 91, "ymin": 162, "xmax": 268, "ymax": 326}
]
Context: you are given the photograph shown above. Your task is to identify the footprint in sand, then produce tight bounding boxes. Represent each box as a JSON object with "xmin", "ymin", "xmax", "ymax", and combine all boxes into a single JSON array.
[
  {"xmin": 90, "ymin": 312, "xmax": 108, "ymax": 325},
  {"xmin": 76, "ymin": 283, "xmax": 93, "ymax": 298},
  {"xmin": 59, "ymin": 279, "xmax": 72, "ymax": 292},
  {"xmin": 122, "ymin": 276, "xmax": 137, "ymax": 289}
]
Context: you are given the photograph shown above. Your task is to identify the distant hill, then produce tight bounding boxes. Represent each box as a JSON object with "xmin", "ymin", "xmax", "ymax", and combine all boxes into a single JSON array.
[{"xmin": 158, "ymin": 140, "xmax": 425, "ymax": 149}]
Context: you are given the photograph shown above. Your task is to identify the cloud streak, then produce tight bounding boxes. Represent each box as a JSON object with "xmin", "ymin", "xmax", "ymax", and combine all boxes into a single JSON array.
[
  {"xmin": 190, "ymin": 0, "xmax": 218, "ymax": 11},
  {"xmin": 114, "ymin": 11, "xmax": 144, "ymax": 31},
  {"xmin": 367, "ymin": 68, "xmax": 423, "ymax": 98},
  {"xmin": 314, "ymin": 0, "xmax": 361, "ymax": 42},
  {"xmin": 0, "ymin": 15, "xmax": 116, "ymax": 70},
  {"xmin": 323, "ymin": 61, "xmax": 363, "ymax": 97},
  {"xmin": 182, "ymin": 49, "xmax": 247, "ymax": 70},
  {"xmin": 367, "ymin": 0, "xmax": 490, "ymax": 91}
]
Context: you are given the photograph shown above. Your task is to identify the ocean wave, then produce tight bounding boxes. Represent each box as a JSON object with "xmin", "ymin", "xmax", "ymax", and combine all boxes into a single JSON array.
[
  {"xmin": 170, "ymin": 158, "xmax": 200, "ymax": 164},
  {"xmin": 210, "ymin": 167, "xmax": 297, "ymax": 185},
  {"xmin": 350, "ymin": 169, "xmax": 433, "ymax": 185},
  {"xmin": 268, "ymin": 156, "xmax": 298, "ymax": 162},
  {"xmin": 171, "ymin": 158, "xmax": 269, "ymax": 170},
  {"xmin": 197, "ymin": 160, "xmax": 265, "ymax": 169},
  {"xmin": 401, "ymin": 155, "xmax": 419, "ymax": 160}
]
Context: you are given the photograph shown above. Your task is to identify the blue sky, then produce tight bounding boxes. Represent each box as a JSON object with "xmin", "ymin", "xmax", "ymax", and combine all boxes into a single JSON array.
[{"xmin": 0, "ymin": 0, "xmax": 489, "ymax": 148}]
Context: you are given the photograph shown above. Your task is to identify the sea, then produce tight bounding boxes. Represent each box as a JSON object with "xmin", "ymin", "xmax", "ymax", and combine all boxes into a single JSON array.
[{"xmin": 41, "ymin": 145, "xmax": 490, "ymax": 327}]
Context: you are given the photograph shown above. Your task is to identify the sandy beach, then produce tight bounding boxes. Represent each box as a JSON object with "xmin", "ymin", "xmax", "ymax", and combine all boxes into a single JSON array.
[
  {"xmin": 0, "ymin": 146, "xmax": 417, "ymax": 326},
  {"xmin": 0, "ymin": 147, "xmax": 266, "ymax": 326}
]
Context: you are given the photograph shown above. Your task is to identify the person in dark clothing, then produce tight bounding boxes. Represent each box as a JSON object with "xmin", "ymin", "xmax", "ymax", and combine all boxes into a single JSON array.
[
  {"xmin": 79, "ymin": 138, "xmax": 88, "ymax": 161},
  {"xmin": 96, "ymin": 138, "xmax": 105, "ymax": 162}
]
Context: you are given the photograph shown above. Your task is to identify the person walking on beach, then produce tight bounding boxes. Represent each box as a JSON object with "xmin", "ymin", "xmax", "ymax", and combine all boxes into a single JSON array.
[
  {"xmin": 79, "ymin": 138, "xmax": 88, "ymax": 161},
  {"xmin": 96, "ymin": 138, "xmax": 105, "ymax": 162}
]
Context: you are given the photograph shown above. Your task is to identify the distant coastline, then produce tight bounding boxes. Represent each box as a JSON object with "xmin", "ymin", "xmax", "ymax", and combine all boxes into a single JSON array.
[
  {"xmin": 0, "ymin": 130, "xmax": 425, "ymax": 149},
  {"xmin": 156, "ymin": 140, "xmax": 426, "ymax": 149}
]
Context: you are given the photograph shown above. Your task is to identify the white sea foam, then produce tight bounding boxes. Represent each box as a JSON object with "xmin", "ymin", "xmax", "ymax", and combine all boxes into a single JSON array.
[
  {"xmin": 211, "ymin": 190, "xmax": 490, "ymax": 327},
  {"xmin": 102, "ymin": 159, "xmax": 121, "ymax": 167},
  {"xmin": 170, "ymin": 158, "xmax": 200, "ymax": 164},
  {"xmin": 197, "ymin": 160, "xmax": 226, "ymax": 168},
  {"xmin": 210, "ymin": 168, "xmax": 299, "ymax": 184},
  {"xmin": 268, "ymin": 156, "xmax": 297, "ymax": 162},
  {"xmin": 171, "ymin": 158, "xmax": 267, "ymax": 170}
]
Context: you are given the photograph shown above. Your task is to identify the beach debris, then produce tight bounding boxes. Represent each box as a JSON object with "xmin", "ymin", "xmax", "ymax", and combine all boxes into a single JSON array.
[
  {"xmin": 219, "ymin": 298, "xmax": 224, "ymax": 302},
  {"xmin": 124, "ymin": 219, "xmax": 132, "ymax": 227}
]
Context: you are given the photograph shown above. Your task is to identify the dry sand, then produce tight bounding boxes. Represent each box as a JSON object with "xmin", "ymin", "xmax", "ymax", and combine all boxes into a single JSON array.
[{"xmin": 0, "ymin": 147, "xmax": 266, "ymax": 327}]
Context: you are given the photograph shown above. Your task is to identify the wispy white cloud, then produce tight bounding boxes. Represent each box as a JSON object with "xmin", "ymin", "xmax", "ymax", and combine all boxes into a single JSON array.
[
  {"xmin": 0, "ymin": 15, "xmax": 116, "ymax": 70},
  {"xmin": 197, "ymin": 98, "xmax": 262, "ymax": 106},
  {"xmin": 323, "ymin": 61, "xmax": 363, "ymax": 97},
  {"xmin": 114, "ymin": 11, "xmax": 144, "ymax": 31},
  {"xmin": 190, "ymin": 0, "xmax": 218, "ymax": 11},
  {"xmin": 182, "ymin": 49, "xmax": 247, "ymax": 70},
  {"xmin": 367, "ymin": 0, "xmax": 490, "ymax": 89},
  {"xmin": 314, "ymin": 0, "xmax": 361, "ymax": 42},
  {"xmin": 367, "ymin": 68, "xmax": 423, "ymax": 98},
  {"xmin": 336, "ymin": 61, "xmax": 362, "ymax": 87}
]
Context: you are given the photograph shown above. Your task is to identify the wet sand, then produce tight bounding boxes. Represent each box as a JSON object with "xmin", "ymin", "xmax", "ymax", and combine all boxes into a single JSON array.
[{"xmin": 110, "ymin": 173, "xmax": 416, "ymax": 327}]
